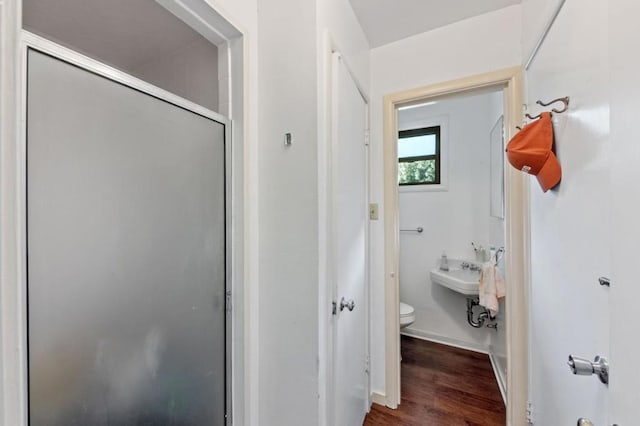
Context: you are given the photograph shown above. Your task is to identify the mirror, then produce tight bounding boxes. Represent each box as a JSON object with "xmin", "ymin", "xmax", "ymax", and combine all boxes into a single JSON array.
[{"xmin": 490, "ymin": 115, "xmax": 505, "ymax": 219}]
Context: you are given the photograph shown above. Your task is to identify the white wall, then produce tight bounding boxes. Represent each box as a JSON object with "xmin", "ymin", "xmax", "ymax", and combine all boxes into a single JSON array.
[
  {"xmin": 195, "ymin": 1, "xmax": 260, "ymax": 425},
  {"xmin": 522, "ymin": 0, "xmax": 611, "ymax": 424},
  {"xmin": 133, "ymin": 37, "xmax": 219, "ymax": 112},
  {"xmin": 257, "ymin": 0, "xmax": 369, "ymax": 424},
  {"xmin": 369, "ymin": 5, "xmax": 522, "ymax": 396},
  {"xmin": 257, "ymin": 0, "xmax": 319, "ymax": 423},
  {"xmin": 398, "ymin": 92, "xmax": 502, "ymax": 353}
]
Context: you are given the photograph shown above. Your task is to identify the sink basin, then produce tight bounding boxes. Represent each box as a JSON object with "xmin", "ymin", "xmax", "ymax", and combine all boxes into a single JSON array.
[{"xmin": 430, "ymin": 259, "xmax": 481, "ymax": 295}]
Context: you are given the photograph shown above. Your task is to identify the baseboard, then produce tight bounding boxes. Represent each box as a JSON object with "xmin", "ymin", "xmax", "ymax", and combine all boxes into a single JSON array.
[
  {"xmin": 370, "ymin": 392, "xmax": 386, "ymax": 407},
  {"xmin": 488, "ymin": 353, "xmax": 507, "ymax": 405},
  {"xmin": 401, "ymin": 328, "xmax": 489, "ymax": 355}
]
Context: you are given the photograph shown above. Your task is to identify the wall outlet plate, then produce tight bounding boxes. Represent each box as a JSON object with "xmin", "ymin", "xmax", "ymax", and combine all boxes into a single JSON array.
[{"xmin": 369, "ymin": 203, "xmax": 379, "ymax": 220}]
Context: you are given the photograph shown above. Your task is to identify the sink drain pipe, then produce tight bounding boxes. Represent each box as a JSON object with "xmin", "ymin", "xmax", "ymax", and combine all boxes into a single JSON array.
[{"xmin": 466, "ymin": 297, "xmax": 492, "ymax": 328}]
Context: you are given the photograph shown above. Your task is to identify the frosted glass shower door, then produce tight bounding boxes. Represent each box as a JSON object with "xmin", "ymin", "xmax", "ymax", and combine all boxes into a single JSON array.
[{"xmin": 27, "ymin": 49, "xmax": 227, "ymax": 425}]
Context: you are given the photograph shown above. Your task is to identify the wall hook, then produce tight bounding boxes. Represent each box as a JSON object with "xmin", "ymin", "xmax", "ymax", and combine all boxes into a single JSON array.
[{"xmin": 525, "ymin": 96, "xmax": 570, "ymax": 120}]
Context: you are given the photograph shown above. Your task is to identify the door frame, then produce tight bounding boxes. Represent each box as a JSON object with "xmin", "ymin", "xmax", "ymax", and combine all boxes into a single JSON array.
[
  {"xmin": 318, "ymin": 31, "xmax": 371, "ymax": 426},
  {"xmin": 381, "ymin": 67, "xmax": 530, "ymax": 425},
  {"xmin": 0, "ymin": 1, "xmax": 254, "ymax": 424}
]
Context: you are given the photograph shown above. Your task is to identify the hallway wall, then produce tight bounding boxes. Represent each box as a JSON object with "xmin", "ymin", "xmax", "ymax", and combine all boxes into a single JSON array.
[{"xmin": 257, "ymin": 0, "xmax": 369, "ymax": 424}]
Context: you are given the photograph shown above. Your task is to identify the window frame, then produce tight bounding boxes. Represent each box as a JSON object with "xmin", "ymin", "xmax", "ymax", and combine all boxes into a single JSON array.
[{"xmin": 397, "ymin": 125, "xmax": 441, "ymax": 186}]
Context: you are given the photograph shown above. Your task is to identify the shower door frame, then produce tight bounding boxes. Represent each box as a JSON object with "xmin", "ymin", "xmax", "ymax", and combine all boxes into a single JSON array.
[{"xmin": 19, "ymin": 30, "xmax": 233, "ymax": 424}]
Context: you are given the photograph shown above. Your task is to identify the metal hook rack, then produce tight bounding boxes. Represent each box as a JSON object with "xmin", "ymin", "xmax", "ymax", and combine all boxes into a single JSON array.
[{"xmin": 525, "ymin": 96, "xmax": 570, "ymax": 121}]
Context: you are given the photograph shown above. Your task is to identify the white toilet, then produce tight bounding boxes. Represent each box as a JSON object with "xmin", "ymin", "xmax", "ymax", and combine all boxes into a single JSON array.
[{"xmin": 399, "ymin": 302, "xmax": 415, "ymax": 329}]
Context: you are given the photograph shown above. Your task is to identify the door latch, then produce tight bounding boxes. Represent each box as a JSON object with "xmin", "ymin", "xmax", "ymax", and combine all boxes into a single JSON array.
[{"xmin": 567, "ymin": 355, "xmax": 609, "ymax": 385}]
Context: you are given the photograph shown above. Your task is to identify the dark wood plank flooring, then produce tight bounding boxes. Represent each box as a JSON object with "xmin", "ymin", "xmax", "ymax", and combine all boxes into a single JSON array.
[{"xmin": 364, "ymin": 336, "xmax": 505, "ymax": 426}]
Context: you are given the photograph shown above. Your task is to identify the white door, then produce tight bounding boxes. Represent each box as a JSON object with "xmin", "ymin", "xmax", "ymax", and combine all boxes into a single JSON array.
[
  {"xmin": 609, "ymin": 2, "xmax": 640, "ymax": 425},
  {"xmin": 525, "ymin": 0, "xmax": 611, "ymax": 424},
  {"xmin": 330, "ymin": 52, "xmax": 369, "ymax": 426}
]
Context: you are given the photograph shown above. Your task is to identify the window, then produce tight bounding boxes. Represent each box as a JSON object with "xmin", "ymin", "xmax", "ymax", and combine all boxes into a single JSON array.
[{"xmin": 398, "ymin": 126, "xmax": 441, "ymax": 185}]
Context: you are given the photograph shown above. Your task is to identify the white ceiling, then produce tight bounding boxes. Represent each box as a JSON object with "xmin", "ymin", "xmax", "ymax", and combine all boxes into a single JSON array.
[
  {"xmin": 23, "ymin": 0, "xmax": 209, "ymax": 71},
  {"xmin": 349, "ymin": 0, "xmax": 521, "ymax": 48}
]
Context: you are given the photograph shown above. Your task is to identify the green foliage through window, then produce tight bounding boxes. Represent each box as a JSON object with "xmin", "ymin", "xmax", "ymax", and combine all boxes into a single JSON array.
[
  {"xmin": 398, "ymin": 159, "xmax": 436, "ymax": 185},
  {"xmin": 398, "ymin": 126, "xmax": 440, "ymax": 185}
]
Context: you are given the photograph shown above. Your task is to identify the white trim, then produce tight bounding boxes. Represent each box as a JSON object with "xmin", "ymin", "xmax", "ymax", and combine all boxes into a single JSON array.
[
  {"xmin": 155, "ymin": 0, "xmax": 241, "ymax": 46},
  {"xmin": 370, "ymin": 392, "xmax": 386, "ymax": 406},
  {"xmin": 382, "ymin": 67, "xmax": 529, "ymax": 425},
  {"xmin": 400, "ymin": 330, "xmax": 489, "ymax": 355},
  {"xmin": 0, "ymin": 1, "xmax": 28, "ymax": 424},
  {"xmin": 489, "ymin": 353, "xmax": 508, "ymax": 405},
  {"xmin": 21, "ymin": 31, "xmax": 228, "ymax": 124}
]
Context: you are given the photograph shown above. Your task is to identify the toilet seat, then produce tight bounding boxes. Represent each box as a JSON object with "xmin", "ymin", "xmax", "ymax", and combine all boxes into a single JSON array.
[{"xmin": 399, "ymin": 302, "xmax": 415, "ymax": 328}]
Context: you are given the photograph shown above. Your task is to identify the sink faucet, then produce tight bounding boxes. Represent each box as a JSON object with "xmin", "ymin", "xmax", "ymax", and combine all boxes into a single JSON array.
[{"xmin": 469, "ymin": 264, "xmax": 482, "ymax": 272}]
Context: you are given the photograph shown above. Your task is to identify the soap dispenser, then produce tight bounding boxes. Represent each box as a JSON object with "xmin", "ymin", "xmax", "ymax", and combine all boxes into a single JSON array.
[
  {"xmin": 439, "ymin": 252, "xmax": 449, "ymax": 271},
  {"xmin": 489, "ymin": 246, "xmax": 496, "ymax": 264}
]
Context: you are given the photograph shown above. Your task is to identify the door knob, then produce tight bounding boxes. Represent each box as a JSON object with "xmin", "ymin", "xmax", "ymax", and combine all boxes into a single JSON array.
[
  {"xmin": 577, "ymin": 419, "xmax": 593, "ymax": 426},
  {"xmin": 567, "ymin": 355, "xmax": 609, "ymax": 385},
  {"xmin": 340, "ymin": 297, "xmax": 355, "ymax": 312}
]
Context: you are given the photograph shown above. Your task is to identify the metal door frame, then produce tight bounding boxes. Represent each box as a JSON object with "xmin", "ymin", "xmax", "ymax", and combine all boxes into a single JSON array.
[{"xmin": 19, "ymin": 30, "xmax": 233, "ymax": 424}]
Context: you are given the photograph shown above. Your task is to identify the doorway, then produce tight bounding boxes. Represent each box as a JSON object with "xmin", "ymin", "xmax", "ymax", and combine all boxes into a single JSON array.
[{"xmin": 381, "ymin": 68, "xmax": 530, "ymax": 424}]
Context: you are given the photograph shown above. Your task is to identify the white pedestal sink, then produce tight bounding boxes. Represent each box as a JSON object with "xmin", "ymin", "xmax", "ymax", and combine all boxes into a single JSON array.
[{"xmin": 430, "ymin": 259, "xmax": 481, "ymax": 296}]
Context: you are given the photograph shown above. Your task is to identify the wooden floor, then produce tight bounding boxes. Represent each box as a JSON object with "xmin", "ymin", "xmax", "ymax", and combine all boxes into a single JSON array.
[{"xmin": 363, "ymin": 336, "xmax": 505, "ymax": 426}]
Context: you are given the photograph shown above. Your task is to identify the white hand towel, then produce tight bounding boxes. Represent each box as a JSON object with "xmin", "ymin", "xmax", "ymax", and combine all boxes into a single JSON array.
[{"xmin": 479, "ymin": 262, "xmax": 505, "ymax": 316}]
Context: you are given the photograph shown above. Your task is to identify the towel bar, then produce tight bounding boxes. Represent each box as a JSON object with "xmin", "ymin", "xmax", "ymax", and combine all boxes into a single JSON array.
[{"xmin": 400, "ymin": 227, "xmax": 423, "ymax": 233}]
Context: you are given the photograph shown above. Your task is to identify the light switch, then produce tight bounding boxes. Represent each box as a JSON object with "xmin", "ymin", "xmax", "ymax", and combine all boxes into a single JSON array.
[{"xmin": 369, "ymin": 203, "xmax": 379, "ymax": 220}]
